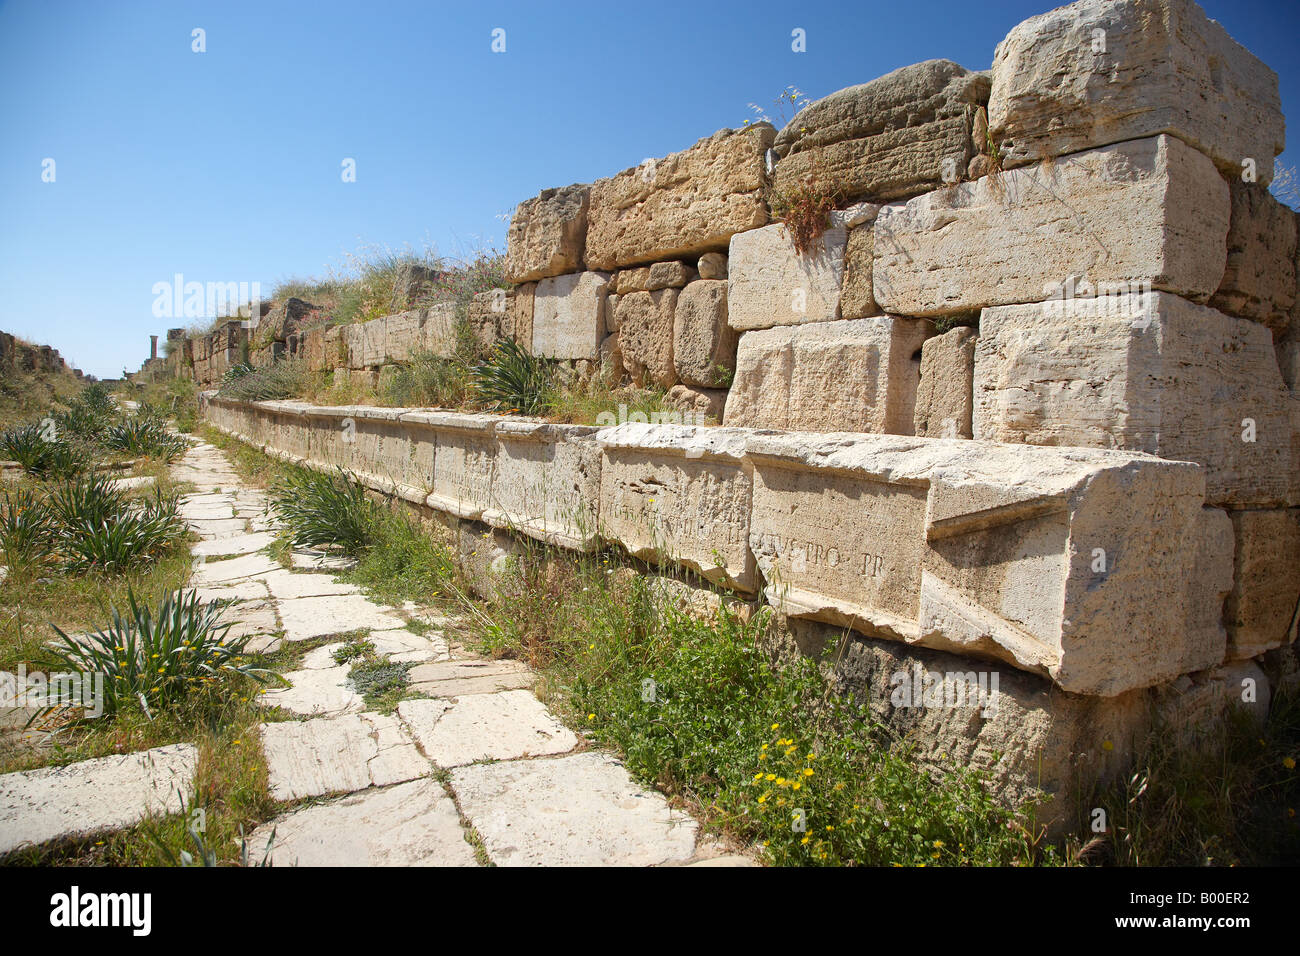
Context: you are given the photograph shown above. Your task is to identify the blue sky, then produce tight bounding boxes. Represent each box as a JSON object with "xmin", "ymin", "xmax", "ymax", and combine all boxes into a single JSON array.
[{"xmin": 1, "ymin": 0, "xmax": 1297, "ymax": 379}]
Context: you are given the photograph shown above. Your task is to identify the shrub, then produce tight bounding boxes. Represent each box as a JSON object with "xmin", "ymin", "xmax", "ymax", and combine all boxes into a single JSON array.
[
  {"xmin": 269, "ymin": 465, "xmax": 373, "ymax": 555},
  {"xmin": 378, "ymin": 351, "xmax": 472, "ymax": 408},
  {"xmin": 77, "ymin": 382, "xmax": 117, "ymax": 418},
  {"xmin": 0, "ymin": 423, "xmax": 85, "ymax": 479},
  {"xmin": 47, "ymin": 473, "xmax": 188, "ymax": 574},
  {"xmin": 768, "ymin": 173, "xmax": 843, "ymax": 256},
  {"xmin": 46, "ymin": 472, "xmax": 127, "ymax": 531},
  {"xmin": 0, "ymin": 488, "xmax": 57, "ymax": 581},
  {"xmin": 470, "ymin": 340, "xmax": 553, "ymax": 415},
  {"xmin": 103, "ymin": 418, "xmax": 189, "ymax": 462},
  {"xmin": 218, "ymin": 359, "xmax": 308, "ymax": 402},
  {"xmin": 44, "ymin": 589, "xmax": 269, "ymax": 720}
]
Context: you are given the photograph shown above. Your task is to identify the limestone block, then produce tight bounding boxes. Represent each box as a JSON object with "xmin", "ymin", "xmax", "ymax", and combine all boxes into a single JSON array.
[
  {"xmin": 746, "ymin": 432, "xmax": 1223, "ymax": 696},
  {"xmin": 1208, "ymin": 180, "xmax": 1297, "ymax": 333},
  {"xmin": 596, "ymin": 423, "xmax": 757, "ymax": 592},
  {"xmin": 533, "ymin": 271, "xmax": 610, "ymax": 360},
  {"xmin": 505, "ymin": 183, "xmax": 590, "ymax": 283},
  {"xmin": 647, "ymin": 260, "xmax": 697, "ymax": 290},
  {"xmin": 873, "ymin": 135, "xmax": 1230, "ymax": 317},
  {"xmin": 485, "ymin": 420, "xmax": 602, "ymax": 549},
  {"xmin": 665, "ymin": 384, "xmax": 726, "ymax": 424},
  {"xmin": 723, "ymin": 317, "xmax": 933, "ymax": 434},
  {"xmin": 383, "ymin": 310, "xmax": 424, "ymax": 364},
  {"xmin": 673, "ymin": 279, "xmax": 735, "ymax": 388},
  {"xmin": 974, "ymin": 292, "xmax": 1290, "ymax": 507},
  {"xmin": 599, "ymin": 333, "xmax": 624, "ymax": 379},
  {"xmin": 405, "ymin": 411, "xmax": 497, "ymax": 521},
  {"xmin": 506, "ymin": 281, "xmax": 535, "ymax": 350},
  {"xmin": 469, "ymin": 289, "xmax": 512, "ymax": 353},
  {"xmin": 914, "ymin": 327, "xmax": 977, "ymax": 438},
  {"xmin": 615, "ymin": 267, "xmax": 650, "ymax": 295},
  {"xmin": 421, "ymin": 303, "xmax": 460, "ymax": 359},
  {"xmin": 727, "ymin": 222, "xmax": 847, "ymax": 332},
  {"xmin": 988, "ymin": 0, "xmax": 1285, "ymax": 184},
  {"xmin": 617, "ymin": 289, "xmax": 679, "ymax": 388},
  {"xmin": 839, "ymin": 220, "xmax": 882, "ymax": 320},
  {"xmin": 260, "ymin": 713, "xmax": 429, "ymax": 801},
  {"xmin": 1224, "ymin": 509, "xmax": 1300, "ymax": 660},
  {"xmin": 585, "ymin": 124, "xmax": 775, "ymax": 270},
  {"xmin": 698, "ymin": 252, "xmax": 728, "ymax": 279},
  {"xmin": 398, "ymin": 692, "xmax": 577, "ymax": 768},
  {"xmin": 773, "ymin": 60, "xmax": 989, "ymax": 203}
]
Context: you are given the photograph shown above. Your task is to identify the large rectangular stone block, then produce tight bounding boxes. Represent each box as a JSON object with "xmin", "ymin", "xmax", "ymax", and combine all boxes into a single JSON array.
[
  {"xmin": 727, "ymin": 222, "xmax": 847, "ymax": 332},
  {"xmin": 1224, "ymin": 509, "xmax": 1300, "ymax": 661},
  {"xmin": 1208, "ymin": 180, "xmax": 1297, "ymax": 334},
  {"xmin": 584, "ymin": 125, "xmax": 774, "ymax": 271},
  {"xmin": 485, "ymin": 421, "xmax": 602, "ymax": 550},
  {"xmin": 723, "ymin": 317, "xmax": 933, "ymax": 434},
  {"xmin": 383, "ymin": 310, "xmax": 425, "ymax": 364},
  {"xmin": 616, "ymin": 288, "xmax": 678, "ymax": 388},
  {"xmin": 596, "ymin": 424, "xmax": 757, "ymax": 592},
  {"xmin": 403, "ymin": 411, "xmax": 497, "ymax": 521},
  {"xmin": 973, "ymin": 291, "xmax": 1290, "ymax": 507},
  {"xmin": 772, "ymin": 60, "xmax": 989, "ymax": 203},
  {"xmin": 913, "ymin": 326, "xmax": 976, "ymax": 439},
  {"xmin": 873, "ymin": 135, "xmax": 1229, "ymax": 317},
  {"xmin": 745, "ymin": 432, "xmax": 1224, "ymax": 697},
  {"xmin": 532, "ymin": 272, "xmax": 610, "ymax": 360},
  {"xmin": 421, "ymin": 303, "xmax": 460, "ymax": 359},
  {"xmin": 988, "ymin": 0, "xmax": 1285, "ymax": 184},
  {"xmin": 505, "ymin": 184, "xmax": 590, "ymax": 283}
]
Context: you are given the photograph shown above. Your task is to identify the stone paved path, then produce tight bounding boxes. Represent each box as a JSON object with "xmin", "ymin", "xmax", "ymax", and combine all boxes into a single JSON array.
[{"xmin": 179, "ymin": 438, "xmax": 748, "ymax": 867}]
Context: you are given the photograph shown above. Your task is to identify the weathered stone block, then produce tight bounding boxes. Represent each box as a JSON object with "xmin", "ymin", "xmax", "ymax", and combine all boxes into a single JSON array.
[
  {"xmin": 773, "ymin": 60, "xmax": 989, "ymax": 203},
  {"xmin": 469, "ymin": 289, "xmax": 512, "ymax": 354},
  {"xmin": 421, "ymin": 302, "xmax": 459, "ymax": 359},
  {"xmin": 974, "ymin": 292, "xmax": 1290, "ymax": 507},
  {"xmin": 723, "ymin": 317, "xmax": 933, "ymax": 434},
  {"xmin": 596, "ymin": 423, "xmax": 757, "ymax": 592},
  {"xmin": 839, "ymin": 221, "xmax": 881, "ymax": 320},
  {"xmin": 874, "ymin": 135, "xmax": 1229, "ymax": 316},
  {"xmin": 746, "ymin": 432, "xmax": 1222, "ymax": 696},
  {"xmin": 506, "ymin": 282, "xmax": 535, "ymax": 350},
  {"xmin": 1224, "ymin": 509, "xmax": 1300, "ymax": 661},
  {"xmin": 914, "ymin": 326, "xmax": 977, "ymax": 439},
  {"xmin": 405, "ymin": 411, "xmax": 497, "ymax": 521},
  {"xmin": 616, "ymin": 289, "xmax": 679, "ymax": 388},
  {"xmin": 665, "ymin": 384, "xmax": 726, "ymax": 424},
  {"xmin": 988, "ymin": 0, "xmax": 1285, "ymax": 184},
  {"xmin": 647, "ymin": 261, "xmax": 697, "ymax": 291},
  {"xmin": 673, "ymin": 279, "xmax": 735, "ymax": 388},
  {"xmin": 383, "ymin": 310, "xmax": 424, "ymax": 364},
  {"xmin": 697, "ymin": 252, "xmax": 728, "ymax": 279},
  {"xmin": 533, "ymin": 272, "xmax": 610, "ymax": 360},
  {"xmin": 505, "ymin": 184, "xmax": 590, "ymax": 283},
  {"xmin": 1208, "ymin": 180, "xmax": 1296, "ymax": 333},
  {"xmin": 727, "ymin": 222, "xmax": 847, "ymax": 332},
  {"xmin": 585, "ymin": 125, "xmax": 775, "ymax": 271},
  {"xmin": 485, "ymin": 421, "xmax": 601, "ymax": 549}
]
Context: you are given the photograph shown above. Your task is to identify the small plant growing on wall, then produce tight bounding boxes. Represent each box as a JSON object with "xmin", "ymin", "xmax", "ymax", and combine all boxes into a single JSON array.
[{"xmin": 768, "ymin": 172, "xmax": 844, "ymax": 257}]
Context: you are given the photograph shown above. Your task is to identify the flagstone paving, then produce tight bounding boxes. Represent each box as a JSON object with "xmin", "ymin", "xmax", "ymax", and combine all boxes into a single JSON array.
[{"xmin": 0, "ymin": 438, "xmax": 750, "ymax": 867}]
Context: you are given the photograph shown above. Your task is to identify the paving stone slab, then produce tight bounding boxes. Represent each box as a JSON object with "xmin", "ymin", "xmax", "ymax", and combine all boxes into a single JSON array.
[
  {"xmin": 0, "ymin": 744, "xmax": 198, "ymax": 855},
  {"xmin": 260, "ymin": 712, "xmax": 430, "ymax": 801},
  {"xmin": 192, "ymin": 531, "xmax": 275, "ymax": 558},
  {"xmin": 192, "ymin": 579, "xmax": 271, "ymax": 603},
  {"xmin": 189, "ymin": 518, "xmax": 251, "ymax": 538},
  {"xmin": 261, "ymin": 569, "xmax": 360, "ymax": 600},
  {"xmin": 191, "ymin": 553, "xmax": 281, "ymax": 586},
  {"xmin": 450, "ymin": 752, "xmax": 697, "ymax": 866},
  {"xmin": 109, "ymin": 476, "xmax": 155, "ymax": 493},
  {"xmin": 398, "ymin": 691, "xmax": 577, "ymax": 767},
  {"xmin": 368, "ymin": 628, "xmax": 450, "ymax": 663},
  {"xmin": 257, "ymin": 666, "xmax": 362, "ymax": 717},
  {"xmin": 217, "ymin": 601, "xmax": 280, "ymax": 642},
  {"xmin": 290, "ymin": 551, "xmax": 357, "ymax": 572},
  {"xmin": 276, "ymin": 594, "xmax": 407, "ymax": 642},
  {"xmin": 248, "ymin": 778, "xmax": 477, "ymax": 867},
  {"xmin": 406, "ymin": 659, "xmax": 534, "ymax": 698}
]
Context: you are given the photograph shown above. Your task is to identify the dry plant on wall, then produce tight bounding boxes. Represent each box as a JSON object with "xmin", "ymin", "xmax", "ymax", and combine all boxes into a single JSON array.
[{"xmin": 768, "ymin": 171, "xmax": 844, "ymax": 257}]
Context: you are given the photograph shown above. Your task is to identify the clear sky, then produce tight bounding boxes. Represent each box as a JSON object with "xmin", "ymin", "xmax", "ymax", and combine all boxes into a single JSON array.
[{"xmin": 1, "ymin": 0, "xmax": 1297, "ymax": 379}]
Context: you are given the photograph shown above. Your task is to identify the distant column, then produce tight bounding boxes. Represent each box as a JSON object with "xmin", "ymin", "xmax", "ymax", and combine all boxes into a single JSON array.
[{"xmin": 150, "ymin": 335, "xmax": 158, "ymax": 360}]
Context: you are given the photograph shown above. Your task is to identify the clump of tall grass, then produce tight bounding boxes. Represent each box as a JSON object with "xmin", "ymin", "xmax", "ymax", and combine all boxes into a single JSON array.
[
  {"xmin": 470, "ymin": 340, "xmax": 553, "ymax": 415},
  {"xmin": 104, "ymin": 418, "xmax": 189, "ymax": 462},
  {"xmin": 0, "ymin": 423, "xmax": 86, "ymax": 479},
  {"xmin": 269, "ymin": 465, "xmax": 374, "ymax": 555},
  {"xmin": 44, "ymin": 589, "xmax": 269, "ymax": 720},
  {"xmin": 0, "ymin": 487, "xmax": 57, "ymax": 581},
  {"xmin": 378, "ymin": 351, "xmax": 473, "ymax": 408},
  {"xmin": 45, "ymin": 473, "xmax": 188, "ymax": 574},
  {"xmin": 217, "ymin": 359, "xmax": 309, "ymax": 402}
]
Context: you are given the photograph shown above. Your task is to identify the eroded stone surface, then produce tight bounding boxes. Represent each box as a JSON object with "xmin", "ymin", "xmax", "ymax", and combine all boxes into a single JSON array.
[
  {"xmin": 1225, "ymin": 509, "xmax": 1300, "ymax": 660},
  {"xmin": 398, "ymin": 691, "xmax": 577, "ymax": 767},
  {"xmin": 873, "ymin": 135, "xmax": 1230, "ymax": 316},
  {"xmin": 914, "ymin": 327, "xmax": 977, "ymax": 439},
  {"xmin": 746, "ymin": 432, "xmax": 1223, "ymax": 696},
  {"xmin": 260, "ymin": 712, "xmax": 429, "ymax": 801},
  {"xmin": 723, "ymin": 317, "xmax": 933, "ymax": 434},
  {"xmin": 727, "ymin": 222, "xmax": 847, "ymax": 332},
  {"xmin": 974, "ymin": 292, "xmax": 1290, "ymax": 508},
  {"xmin": 988, "ymin": 0, "xmax": 1285, "ymax": 184},
  {"xmin": 533, "ymin": 271, "xmax": 611, "ymax": 360},
  {"xmin": 673, "ymin": 279, "xmax": 736, "ymax": 388},
  {"xmin": 1209, "ymin": 180, "xmax": 1297, "ymax": 333},
  {"xmin": 486, "ymin": 421, "xmax": 601, "ymax": 549},
  {"xmin": 505, "ymin": 184, "xmax": 590, "ymax": 283},
  {"xmin": 0, "ymin": 744, "xmax": 197, "ymax": 854},
  {"xmin": 451, "ymin": 752, "xmax": 697, "ymax": 866}
]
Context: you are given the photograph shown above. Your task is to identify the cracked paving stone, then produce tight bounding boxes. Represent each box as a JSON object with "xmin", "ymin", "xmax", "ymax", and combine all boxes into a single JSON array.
[
  {"xmin": 398, "ymin": 691, "xmax": 577, "ymax": 767},
  {"xmin": 406, "ymin": 659, "xmax": 534, "ymax": 697},
  {"xmin": 275, "ymin": 594, "xmax": 406, "ymax": 642},
  {"xmin": 191, "ymin": 553, "xmax": 281, "ymax": 586},
  {"xmin": 260, "ymin": 712, "xmax": 430, "ymax": 801},
  {"xmin": 257, "ymin": 666, "xmax": 361, "ymax": 717}
]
